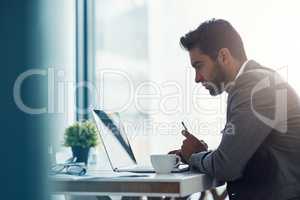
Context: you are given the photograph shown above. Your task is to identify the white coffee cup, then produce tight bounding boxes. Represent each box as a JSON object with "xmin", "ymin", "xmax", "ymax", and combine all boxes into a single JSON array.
[{"xmin": 150, "ymin": 154, "xmax": 181, "ymax": 174}]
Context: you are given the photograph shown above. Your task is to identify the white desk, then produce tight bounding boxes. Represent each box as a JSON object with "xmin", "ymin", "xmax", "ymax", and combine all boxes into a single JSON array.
[{"xmin": 51, "ymin": 171, "xmax": 224, "ymax": 197}]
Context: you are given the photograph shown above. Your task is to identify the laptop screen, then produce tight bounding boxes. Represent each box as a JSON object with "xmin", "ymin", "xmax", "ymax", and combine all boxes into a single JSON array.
[{"xmin": 92, "ymin": 110, "xmax": 137, "ymax": 169}]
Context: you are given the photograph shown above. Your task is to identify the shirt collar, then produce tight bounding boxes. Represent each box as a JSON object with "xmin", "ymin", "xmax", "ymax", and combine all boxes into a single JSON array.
[
  {"xmin": 234, "ymin": 60, "xmax": 249, "ymax": 81},
  {"xmin": 225, "ymin": 60, "xmax": 249, "ymax": 93}
]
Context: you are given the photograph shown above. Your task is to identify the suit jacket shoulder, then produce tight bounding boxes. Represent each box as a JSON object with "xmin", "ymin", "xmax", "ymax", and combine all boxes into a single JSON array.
[{"xmin": 225, "ymin": 60, "xmax": 300, "ymax": 200}]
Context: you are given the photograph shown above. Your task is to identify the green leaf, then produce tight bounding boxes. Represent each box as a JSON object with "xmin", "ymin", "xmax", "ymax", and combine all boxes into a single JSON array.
[{"xmin": 64, "ymin": 120, "xmax": 100, "ymax": 148}]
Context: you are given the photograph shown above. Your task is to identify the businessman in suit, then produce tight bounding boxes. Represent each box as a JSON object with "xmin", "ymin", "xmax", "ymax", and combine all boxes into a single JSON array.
[{"xmin": 170, "ymin": 19, "xmax": 300, "ymax": 200}]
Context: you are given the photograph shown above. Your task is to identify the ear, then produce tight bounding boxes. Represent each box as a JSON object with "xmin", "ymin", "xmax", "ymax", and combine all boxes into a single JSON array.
[{"xmin": 217, "ymin": 48, "xmax": 232, "ymax": 65}]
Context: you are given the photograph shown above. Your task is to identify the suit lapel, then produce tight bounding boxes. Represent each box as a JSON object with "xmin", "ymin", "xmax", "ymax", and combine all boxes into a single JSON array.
[{"xmin": 225, "ymin": 60, "xmax": 262, "ymax": 121}]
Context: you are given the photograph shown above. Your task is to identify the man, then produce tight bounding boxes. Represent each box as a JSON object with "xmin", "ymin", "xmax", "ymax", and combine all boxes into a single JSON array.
[{"xmin": 170, "ymin": 19, "xmax": 300, "ymax": 200}]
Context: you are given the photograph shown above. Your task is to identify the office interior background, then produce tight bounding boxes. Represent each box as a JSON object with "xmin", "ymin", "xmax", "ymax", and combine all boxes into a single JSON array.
[{"xmin": 1, "ymin": 0, "xmax": 300, "ymax": 200}]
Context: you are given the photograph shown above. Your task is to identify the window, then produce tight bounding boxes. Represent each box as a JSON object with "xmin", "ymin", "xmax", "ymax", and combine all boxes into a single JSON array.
[{"xmin": 92, "ymin": 0, "xmax": 300, "ymax": 165}]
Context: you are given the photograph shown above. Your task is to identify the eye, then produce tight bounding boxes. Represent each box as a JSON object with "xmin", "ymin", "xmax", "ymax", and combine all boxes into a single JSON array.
[{"xmin": 195, "ymin": 63, "xmax": 203, "ymax": 70}]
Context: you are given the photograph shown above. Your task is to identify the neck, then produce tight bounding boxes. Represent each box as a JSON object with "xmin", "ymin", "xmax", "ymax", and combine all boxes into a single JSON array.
[{"xmin": 225, "ymin": 59, "xmax": 246, "ymax": 83}]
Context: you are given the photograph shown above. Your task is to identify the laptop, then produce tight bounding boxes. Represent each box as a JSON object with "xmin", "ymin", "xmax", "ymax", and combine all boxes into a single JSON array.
[{"xmin": 92, "ymin": 109, "xmax": 189, "ymax": 173}]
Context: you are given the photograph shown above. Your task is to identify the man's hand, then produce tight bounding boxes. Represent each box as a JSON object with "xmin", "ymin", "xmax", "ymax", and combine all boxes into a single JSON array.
[
  {"xmin": 180, "ymin": 130, "xmax": 208, "ymax": 163},
  {"xmin": 168, "ymin": 149, "xmax": 188, "ymax": 164}
]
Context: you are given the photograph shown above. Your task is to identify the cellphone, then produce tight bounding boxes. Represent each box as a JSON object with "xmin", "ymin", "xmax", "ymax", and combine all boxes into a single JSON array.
[{"xmin": 181, "ymin": 121, "xmax": 188, "ymax": 131}]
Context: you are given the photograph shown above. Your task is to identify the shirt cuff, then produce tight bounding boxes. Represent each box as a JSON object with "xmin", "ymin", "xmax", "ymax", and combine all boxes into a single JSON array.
[{"xmin": 189, "ymin": 151, "xmax": 212, "ymax": 173}]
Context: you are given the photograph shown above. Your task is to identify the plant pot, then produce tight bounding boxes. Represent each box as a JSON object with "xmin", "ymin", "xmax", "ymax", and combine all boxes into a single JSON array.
[{"xmin": 71, "ymin": 146, "xmax": 90, "ymax": 164}]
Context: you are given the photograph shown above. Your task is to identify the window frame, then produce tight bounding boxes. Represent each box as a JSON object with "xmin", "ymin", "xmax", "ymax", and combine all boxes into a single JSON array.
[{"xmin": 75, "ymin": 0, "xmax": 95, "ymax": 120}]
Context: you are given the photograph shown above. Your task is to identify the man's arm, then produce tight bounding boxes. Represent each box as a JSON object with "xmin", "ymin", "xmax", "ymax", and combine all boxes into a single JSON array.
[{"xmin": 190, "ymin": 72, "xmax": 277, "ymax": 181}]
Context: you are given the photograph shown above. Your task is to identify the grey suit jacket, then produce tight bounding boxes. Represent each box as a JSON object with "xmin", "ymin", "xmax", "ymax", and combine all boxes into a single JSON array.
[{"xmin": 190, "ymin": 60, "xmax": 300, "ymax": 200}]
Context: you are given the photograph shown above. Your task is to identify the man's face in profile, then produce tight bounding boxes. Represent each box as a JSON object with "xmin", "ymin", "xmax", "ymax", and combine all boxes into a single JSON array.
[{"xmin": 189, "ymin": 48, "xmax": 226, "ymax": 96}]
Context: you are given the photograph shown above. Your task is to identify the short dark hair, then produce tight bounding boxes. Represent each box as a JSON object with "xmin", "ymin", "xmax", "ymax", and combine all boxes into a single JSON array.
[{"xmin": 180, "ymin": 19, "xmax": 247, "ymax": 62}]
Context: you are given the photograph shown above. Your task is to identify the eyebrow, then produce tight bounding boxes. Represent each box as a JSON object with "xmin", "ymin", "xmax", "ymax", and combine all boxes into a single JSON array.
[{"xmin": 191, "ymin": 61, "xmax": 203, "ymax": 68}]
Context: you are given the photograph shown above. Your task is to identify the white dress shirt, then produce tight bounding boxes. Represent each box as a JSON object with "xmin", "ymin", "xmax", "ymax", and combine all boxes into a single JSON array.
[{"xmin": 234, "ymin": 60, "xmax": 249, "ymax": 81}]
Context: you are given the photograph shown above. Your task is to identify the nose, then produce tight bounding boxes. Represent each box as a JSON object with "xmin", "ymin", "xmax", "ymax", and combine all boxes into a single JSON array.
[{"xmin": 195, "ymin": 73, "xmax": 205, "ymax": 83}]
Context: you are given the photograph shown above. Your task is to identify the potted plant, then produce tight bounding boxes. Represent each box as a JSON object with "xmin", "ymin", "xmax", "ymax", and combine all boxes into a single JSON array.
[{"xmin": 64, "ymin": 121, "xmax": 99, "ymax": 164}]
